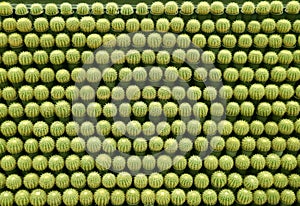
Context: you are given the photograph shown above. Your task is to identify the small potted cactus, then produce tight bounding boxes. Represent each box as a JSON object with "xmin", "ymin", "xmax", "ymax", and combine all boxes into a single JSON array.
[
  {"xmin": 170, "ymin": 17, "xmax": 184, "ymax": 33},
  {"xmin": 276, "ymin": 19, "xmax": 291, "ymax": 34},
  {"xmin": 238, "ymin": 34, "xmax": 253, "ymax": 52},
  {"xmin": 217, "ymin": 49, "xmax": 232, "ymax": 69},
  {"xmin": 45, "ymin": 3, "xmax": 59, "ymax": 17},
  {"xmin": 91, "ymin": 3, "xmax": 104, "ymax": 16},
  {"xmin": 283, "ymin": 34, "xmax": 297, "ymax": 49},
  {"xmin": 222, "ymin": 34, "xmax": 237, "ymax": 50},
  {"xmin": 0, "ymin": 2, "xmax": 13, "ymax": 17},
  {"xmin": 247, "ymin": 20, "xmax": 261, "ymax": 34},
  {"xmin": 156, "ymin": 18, "xmax": 169, "ymax": 33},
  {"xmin": 111, "ymin": 50, "xmax": 126, "ymax": 69},
  {"xmin": 148, "ymin": 32, "xmax": 162, "ymax": 49},
  {"xmin": 142, "ymin": 49, "xmax": 156, "ymax": 66},
  {"xmin": 105, "ymin": 2, "xmax": 119, "ymax": 20},
  {"xmin": 165, "ymin": 1, "xmax": 178, "ymax": 20},
  {"xmin": 285, "ymin": 0, "xmax": 300, "ymax": 20},
  {"xmin": 33, "ymin": 17, "xmax": 49, "ymax": 33},
  {"xmin": 231, "ymin": 20, "xmax": 246, "ymax": 34},
  {"xmin": 192, "ymin": 34, "xmax": 206, "ymax": 49},
  {"xmin": 30, "ymin": 3, "xmax": 43, "ymax": 16},
  {"xmin": 60, "ymin": 2, "xmax": 73, "ymax": 17},
  {"xmin": 24, "ymin": 33, "xmax": 39, "ymax": 52},
  {"xmin": 216, "ymin": 18, "xmax": 231, "ymax": 34},
  {"xmin": 248, "ymin": 50, "xmax": 263, "ymax": 69},
  {"xmin": 256, "ymin": 1, "xmax": 271, "ymax": 20},
  {"xmin": 135, "ymin": 2, "xmax": 149, "ymax": 20},
  {"xmin": 195, "ymin": 1, "xmax": 210, "ymax": 21},
  {"xmin": 180, "ymin": 1, "xmax": 195, "ymax": 20},
  {"xmin": 95, "ymin": 18, "xmax": 110, "ymax": 33},
  {"xmin": 2, "ymin": 18, "xmax": 17, "ymax": 33},
  {"xmin": 148, "ymin": 66, "xmax": 163, "ymax": 86},
  {"xmin": 8, "ymin": 33, "xmax": 23, "ymax": 52},
  {"xmin": 261, "ymin": 18, "xmax": 276, "ymax": 34},
  {"xmin": 150, "ymin": 1, "xmax": 164, "ymax": 20},
  {"xmin": 15, "ymin": 3, "xmax": 29, "ymax": 17},
  {"xmin": 269, "ymin": 34, "xmax": 282, "ymax": 52},
  {"xmin": 254, "ymin": 34, "xmax": 268, "ymax": 52},
  {"xmin": 80, "ymin": 16, "xmax": 96, "ymax": 33},
  {"xmin": 270, "ymin": 1, "xmax": 284, "ymax": 19},
  {"xmin": 225, "ymin": 2, "xmax": 240, "ymax": 21},
  {"xmin": 116, "ymin": 33, "xmax": 131, "ymax": 48},
  {"xmin": 120, "ymin": 4, "xmax": 134, "ymax": 20},
  {"xmin": 241, "ymin": 1, "xmax": 256, "ymax": 22},
  {"xmin": 185, "ymin": 19, "xmax": 200, "ymax": 34},
  {"xmin": 49, "ymin": 16, "xmax": 65, "ymax": 33},
  {"xmin": 210, "ymin": 1, "xmax": 225, "ymax": 20},
  {"xmin": 201, "ymin": 19, "xmax": 215, "ymax": 34},
  {"xmin": 76, "ymin": 3, "xmax": 90, "ymax": 16}
]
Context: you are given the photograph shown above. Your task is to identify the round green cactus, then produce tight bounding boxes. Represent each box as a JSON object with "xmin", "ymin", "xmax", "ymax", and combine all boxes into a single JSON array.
[
  {"xmin": 187, "ymin": 155, "xmax": 202, "ymax": 170},
  {"xmin": 257, "ymin": 171, "xmax": 274, "ymax": 188},
  {"xmin": 148, "ymin": 172, "xmax": 164, "ymax": 189},
  {"xmin": 2, "ymin": 18, "xmax": 17, "ymax": 33},
  {"xmin": 211, "ymin": 170, "xmax": 227, "ymax": 188},
  {"xmin": 24, "ymin": 138, "xmax": 39, "ymax": 154},
  {"xmin": 278, "ymin": 50, "xmax": 293, "ymax": 65},
  {"xmin": 141, "ymin": 189, "xmax": 155, "ymax": 205},
  {"xmin": 8, "ymin": 33, "xmax": 23, "ymax": 48},
  {"xmin": 192, "ymin": 34, "xmax": 206, "ymax": 48},
  {"xmin": 60, "ymin": 2, "xmax": 73, "ymax": 16},
  {"xmin": 218, "ymin": 189, "xmax": 235, "ymax": 206},
  {"xmin": 111, "ymin": 190, "xmax": 125, "ymax": 206},
  {"xmin": 62, "ymin": 188, "xmax": 79, "ymax": 206},
  {"xmin": 196, "ymin": 1, "xmax": 210, "ymax": 15},
  {"xmin": 180, "ymin": 1, "xmax": 194, "ymax": 15},
  {"xmin": 87, "ymin": 172, "xmax": 101, "ymax": 189},
  {"xmin": 281, "ymin": 189, "xmax": 296, "ymax": 205},
  {"xmin": 0, "ymin": 191, "xmax": 14, "ymax": 206},
  {"xmin": 164, "ymin": 172, "xmax": 179, "ymax": 189},
  {"xmin": 76, "ymin": 3, "xmax": 90, "ymax": 16},
  {"xmin": 120, "ymin": 4, "xmax": 133, "ymax": 16},
  {"xmin": 226, "ymin": 2, "xmax": 239, "ymax": 15},
  {"xmin": 165, "ymin": 1, "xmax": 178, "ymax": 15},
  {"xmin": 1, "ymin": 120, "xmax": 17, "ymax": 137},
  {"xmin": 173, "ymin": 155, "xmax": 187, "ymax": 171},
  {"xmin": 243, "ymin": 175, "xmax": 259, "ymax": 190},
  {"xmin": 286, "ymin": 67, "xmax": 300, "ymax": 82},
  {"xmin": 30, "ymin": 3, "xmax": 43, "ymax": 15},
  {"xmin": 106, "ymin": 2, "xmax": 119, "ymax": 16},
  {"xmin": 70, "ymin": 172, "xmax": 86, "ymax": 189},
  {"xmin": 235, "ymin": 154, "xmax": 250, "ymax": 170},
  {"xmin": 216, "ymin": 18, "xmax": 230, "ymax": 33},
  {"xmin": 15, "ymin": 190, "xmax": 30, "ymax": 206},
  {"xmin": 133, "ymin": 137, "xmax": 147, "ymax": 153},
  {"xmin": 170, "ymin": 189, "xmax": 186, "ymax": 205},
  {"xmin": 17, "ymin": 158, "xmax": 32, "ymax": 173},
  {"xmin": 7, "ymin": 66, "xmax": 24, "ymax": 84},
  {"xmin": 94, "ymin": 189, "xmax": 110, "ymax": 206},
  {"xmin": 17, "ymin": 17, "xmax": 32, "ymax": 33},
  {"xmin": 45, "ymin": 3, "xmax": 59, "ymax": 16},
  {"xmin": 91, "ymin": 3, "xmax": 104, "ymax": 15},
  {"xmin": 204, "ymin": 155, "xmax": 218, "ymax": 171},
  {"xmin": 111, "ymin": 18, "xmax": 125, "ymax": 32},
  {"xmin": 70, "ymin": 137, "xmax": 86, "ymax": 154},
  {"xmin": 5, "ymin": 174, "xmax": 22, "ymax": 190},
  {"xmin": 142, "ymin": 155, "xmax": 156, "ymax": 171},
  {"xmin": 241, "ymin": 1, "xmax": 255, "ymax": 14},
  {"xmin": 227, "ymin": 172, "xmax": 243, "ymax": 189},
  {"xmin": 39, "ymin": 173, "xmax": 55, "ymax": 190},
  {"xmin": 208, "ymin": 35, "xmax": 221, "ymax": 48},
  {"xmin": 2, "ymin": 50, "xmax": 18, "ymax": 66},
  {"xmin": 95, "ymin": 18, "xmax": 110, "ymax": 33},
  {"xmin": 136, "ymin": 2, "xmax": 149, "ymax": 16},
  {"xmin": 170, "ymin": 17, "xmax": 184, "ymax": 33},
  {"xmin": 237, "ymin": 188, "xmax": 253, "ymax": 205},
  {"xmin": 65, "ymin": 17, "xmax": 80, "ymax": 32},
  {"xmin": 222, "ymin": 34, "xmax": 237, "ymax": 48},
  {"xmin": 6, "ymin": 137, "xmax": 23, "ymax": 155},
  {"xmin": 202, "ymin": 189, "xmax": 218, "ymax": 205},
  {"xmin": 32, "ymin": 155, "xmax": 48, "ymax": 171},
  {"xmin": 157, "ymin": 155, "xmax": 172, "ymax": 171},
  {"xmin": 47, "ymin": 191, "xmax": 62, "ymax": 206},
  {"xmin": 273, "ymin": 173, "xmax": 289, "ymax": 189},
  {"xmin": 265, "ymin": 121, "xmax": 279, "ymax": 136},
  {"xmin": 286, "ymin": 0, "xmax": 300, "ymax": 14},
  {"xmin": 55, "ymin": 173, "xmax": 70, "ymax": 189},
  {"xmin": 210, "ymin": 1, "xmax": 224, "ymax": 15},
  {"xmin": 17, "ymin": 119, "xmax": 33, "ymax": 137},
  {"xmin": 253, "ymin": 190, "xmax": 267, "ymax": 205},
  {"xmin": 276, "ymin": 19, "xmax": 291, "ymax": 34},
  {"xmin": 186, "ymin": 190, "xmax": 201, "ymax": 205},
  {"xmin": 81, "ymin": 155, "xmax": 95, "ymax": 172},
  {"xmin": 134, "ymin": 173, "xmax": 147, "ymax": 189},
  {"xmin": 246, "ymin": 21, "xmax": 260, "ymax": 34},
  {"xmin": 156, "ymin": 189, "xmax": 171, "ymax": 205},
  {"xmin": 48, "ymin": 155, "xmax": 64, "ymax": 172},
  {"xmin": 150, "ymin": 1, "xmax": 164, "ymax": 15},
  {"xmin": 0, "ymin": 2, "xmax": 13, "ymax": 16}
]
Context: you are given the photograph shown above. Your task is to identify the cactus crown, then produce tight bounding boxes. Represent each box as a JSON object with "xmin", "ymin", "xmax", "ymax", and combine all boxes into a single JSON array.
[
  {"xmin": 60, "ymin": 3, "xmax": 73, "ymax": 16},
  {"xmin": 241, "ymin": 1, "xmax": 255, "ymax": 14},
  {"xmin": 226, "ymin": 2, "xmax": 239, "ymax": 15},
  {"xmin": 196, "ymin": 1, "xmax": 210, "ymax": 15}
]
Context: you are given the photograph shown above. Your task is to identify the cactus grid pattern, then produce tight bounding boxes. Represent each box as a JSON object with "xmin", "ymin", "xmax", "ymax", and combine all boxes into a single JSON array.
[{"xmin": 0, "ymin": 1, "xmax": 300, "ymax": 206}]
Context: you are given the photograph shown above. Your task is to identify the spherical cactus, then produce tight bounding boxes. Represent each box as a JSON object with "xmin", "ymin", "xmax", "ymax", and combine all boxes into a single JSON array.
[
  {"xmin": 45, "ymin": 3, "xmax": 59, "ymax": 16},
  {"xmin": 278, "ymin": 50, "xmax": 293, "ymax": 65},
  {"xmin": 8, "ymin": 33, "xmax": 23, "ymax": 48},
  {"xmin": 48, "ymin": 155, "xmax": 64, "ymax": 172},
  {"xmin": 5, "ymin": 174, "xmax": 22, "ymax": 190},
  {"xmin": 254, "ymin": 34, "xmax": 268, "ymax": 48},
  {"xmin": 2, "ymin": 50, "xmax": 18, "ymax": 66},
  {"xmin": 91, "ymin": 2, "xmax": 104, "ymax": 15},
  {"xmin": 170, "ymin": 189, "xmax": 186, "ymax": 205},
  {"xmin": 2, "ymin": 18, "xmax": 17, "ymax": 33},
  {"xmin": 29, "ymin": 3, "xmax": 43, "ymax": 15},
  {"xmin": 211, "ymin": 1, "xmax": 224, "ymax": 15},
  {"xmin": 216, "ymin": 18, "xmax": 230, "ymax": 33},
  {"xmin": 60, "ymin": 2, "xmax": 73, "ymax": 16},
  {"xmin": 202, "ymin": 189, "xmax": 218, "ymax": 205},
  {"xmin": 211, "ymin": 170, "xmax": 227, "ymax": 188},
  {"xmin": 195, "ymin": 1, "xmax": 210, "ymax": 15},
  {"xmin": 246, "ymin": 20, "xmax": 261, "ymax": 34},
  {"xmin": 227, "ymin": 172, "xmax": 243, "ymax": 189},
  {"xmin": 150, "ymin": 1, "xmax": 164, "ymax": 15},
  {"xmin": 39, "ymin": 173, "xmax": 55, "ymax": 190},
  {"xmin": 15, "ymin": 190, "xmax": 30, "ymax": 206},
  {"xmin": 286, "ymin": 0, "xmax": 300, "ymax": 14},
  {"xmin": 76, "ymin": 3, "xmax": 90, "ymax": 16},
  {"xmin": 241, "ymin": 1, "xmax": 255, "ymax": 14},
  {"xmin": 238, "ymin": 34, "xmax": 253, "ymax": 48},
  {"xmin": 32, "ymin": 155, "xmax": 48, "ymax": 171},
  {"xmin": 286, "ymin": 67, "xmax": 300, "ymax": 82},
  {"xmin": 257, "ymin": 171, "xmax": 274, "ymax": 189},
  {"xmin": 204, "ymin": 155, "xmax": 219, "ymax": 171},
  {"xmin": 237, "ymin": 189, "xmax": 253, "ymax": 205},
  {"xmin": 156, "ymin": 18, "xmax": 170, "ymax": 32},
  {"xmin": 62, "ymin": 188, "xmax": 79, "ymax": 206},
  {"xmin": 243, "ymin": 175, "xmax": 259, "ymax": 191},
  {"xmin": 47, "ymin": 191, "xmax": 62, "ymax": 206},
  {"xmin": 94, "ymin": 189, "xmax": 110, "ymax": 206},
  {"xmin": 165, "ymin": 1, "xmax": 178, "ymax": 15},
  {"xmin": 0, "ymin": 2, "xmax": 13, "ymax": 16},
  {"xmin": 106, "ymin": 2, "xmax": 119, "ymax": 16},
  {"xmin": 86, "ymin": 172, "xmax": 101, "ymax": 189},
  {"xmin": 265, "ymin": 189, "xmax": 280, "ymax": 205},
  {"xmin": 65, "ymin": 17, "xmax": 80, "ymax": 32},
  {"xmin": 55, "ymin": 173, "xmax": 70, "ymax": 189},
  {"xmin": 218, "ymin": 189, "xmax": 235, "ymax": 206},
  {"xmin": 217, "ymin": 49, "xmax": 232, "ymax": 64},
  {"xmin": 70, "ymin": 137, "xmax": 85, "ymax": 153},
  {"xmin": 222, "ymin": 34, "xmax": 237, "ymax": 49},
  {"xmin": 0, "ymin": 191, "xmax": 14, "ymax": 206},
  {"xmin": 6, "ymin": 137, "xmax": 23, "ymax": 155},
  {"xmin": 235, "ymin": 154, "xmax": 250, "ymax": 170},
  {"xmin": 141, "ymin": 189, "xmax": 155, "ymax": 205},
  {"xmin": 207, "ymin": 35, "xmax": 221, "ymax": 48},
  {"xmin": 17, "ymin": 17, "xmax": 32, "ymax": 33},
  {"xmin": 170, "ymin": 17, "xmax": 184, "ymax": 33},
  {"xmin": 248, "ymin": 50, "xmax": 263, "ymax": 65},
  {"xmin": 173, "ymin": 155, "xmax": 187, "ymax": 171},
  {"xmin": 133, "ymin": 138, "xmax": 147, "ymax": 153},
  {"xmin": 136, "ymin": 2, "xmax": 148, "ymax": 16},
  {"xmin": 279, "ymin": 84, "xmax": 295, "ymax": 100}
]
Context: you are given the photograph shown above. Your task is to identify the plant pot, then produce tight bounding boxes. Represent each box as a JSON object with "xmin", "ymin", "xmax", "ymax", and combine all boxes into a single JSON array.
[
  {"xmin": 271, "ymin": 12, "xmax": 283, "ymax": 20},
  {"xmin": 242, "ymin": 150, "xmax": 253, "ymax": 157}
]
